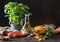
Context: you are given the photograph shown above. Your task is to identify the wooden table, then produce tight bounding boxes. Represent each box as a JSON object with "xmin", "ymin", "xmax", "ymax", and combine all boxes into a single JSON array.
[
  {"xmin": 0, "ymin": 27, "xmax": 60, "ymax": 42},
  {"xmin": 0, "ymin": 34, "xmax": 59, "ymax": 42}
]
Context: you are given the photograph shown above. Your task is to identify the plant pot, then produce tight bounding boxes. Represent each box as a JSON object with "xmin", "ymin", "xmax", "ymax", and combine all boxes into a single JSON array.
[{"xmin": 10, "ymin": 24, "xmax": 22, "ymax": 30}]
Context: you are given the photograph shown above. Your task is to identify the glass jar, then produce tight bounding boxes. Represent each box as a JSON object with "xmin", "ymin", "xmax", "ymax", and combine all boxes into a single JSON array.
[{"xmin": 21, "ymin": 14, "xmax": 33, "ymax": 35}]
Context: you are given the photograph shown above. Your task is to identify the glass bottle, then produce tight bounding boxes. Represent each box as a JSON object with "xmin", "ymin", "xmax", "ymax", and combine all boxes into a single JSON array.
[{"xmin": 21, "ymin": 14, "xmax": 32, "ymax": 34}]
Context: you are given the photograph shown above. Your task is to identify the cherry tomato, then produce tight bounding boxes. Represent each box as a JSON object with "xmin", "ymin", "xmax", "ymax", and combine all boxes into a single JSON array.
[
  {"xmin": 19, "ymin": 34, "xmax": 25, "ymax": 37},
  {"xmin": 8, "ymin": 32, "xmax": 13, "ymax": 38},
  {"xmin": 14, "ymin": 32, "xmax": 20, "ymax": 37},
  {"xmin": 8, "ymin": 32, "xmax": 26, "ymax": 38}
]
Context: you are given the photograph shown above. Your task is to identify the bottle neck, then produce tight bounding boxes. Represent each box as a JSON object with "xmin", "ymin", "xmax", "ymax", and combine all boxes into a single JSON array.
[{"xmin": 25, "ymin": 14, "xmax": 30, "ymax": 23}]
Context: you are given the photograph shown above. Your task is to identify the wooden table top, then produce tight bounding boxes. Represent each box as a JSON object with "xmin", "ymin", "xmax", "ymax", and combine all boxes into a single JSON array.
[
  {"xmin": 0, "ymin": 26, "xmax": 60, "ymax": 42},
  {"xmin": 0, "ymin": 34, "xmax": 59, "ymax": 42}
]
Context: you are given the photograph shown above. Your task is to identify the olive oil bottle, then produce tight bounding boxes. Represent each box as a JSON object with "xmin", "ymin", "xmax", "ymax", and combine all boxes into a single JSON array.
[{"xmin": 21, "ymin": 14, "xmax": 32, "ymax": 35}]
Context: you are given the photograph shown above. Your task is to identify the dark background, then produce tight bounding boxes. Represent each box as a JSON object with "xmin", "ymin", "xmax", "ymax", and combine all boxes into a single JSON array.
[{"xmin": 0, "ymin": 0, "xmax": 60, "ymax": 27}]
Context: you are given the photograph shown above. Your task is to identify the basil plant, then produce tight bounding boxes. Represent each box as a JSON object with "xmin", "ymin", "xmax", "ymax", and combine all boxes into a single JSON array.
[{"xmin": 4, "ymin": 2, "xmax": 31, "ymax": 25}]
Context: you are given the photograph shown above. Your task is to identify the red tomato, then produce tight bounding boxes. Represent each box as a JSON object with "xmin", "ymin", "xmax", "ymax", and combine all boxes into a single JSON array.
[
  {"xmin": 14, "ymin": 32, "xmax": 20, "ymax": 37},
  {"xmin": 8, "ymin": 32, "xmax": 25, "ymax": 38},
  {"xmin": 13, "ymin": 33, "xmax": 16, "ymax": 37},
  {"xmin": 19, "ymin": 34, "xmax": 25, "ymax": 37},
  {"xmin": 8, "ymin": 32, "xmax": 13, "ymax": 38}
]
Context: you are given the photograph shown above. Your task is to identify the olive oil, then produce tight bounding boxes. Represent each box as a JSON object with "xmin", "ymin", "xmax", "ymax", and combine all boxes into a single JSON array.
[{"xmin": 21, "ymin": 14, "xmax": 32, "ymax": 34}]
